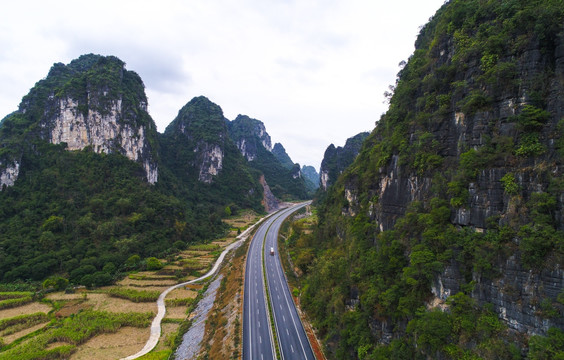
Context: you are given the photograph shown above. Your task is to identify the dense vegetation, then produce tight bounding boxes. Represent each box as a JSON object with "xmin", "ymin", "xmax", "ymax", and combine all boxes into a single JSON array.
[
  {"xmin": 161, "ymin": 96, "xmax": 265, "ymax": 212},
  {"xmin": 0, "ymin": 143, "xmax": 207, "ymax": 285},
  {"xmin": 295, "ymin": 0, "xmax": 564, "ymax": 359},
  {"xmin": 271, "ymin": 142, "xmax": 295, "ymax": 170},
  {"xmin": 301, "ymin": 165, "xmax": 320, "ymax": 192},
  {"xmin": 0, "ymin": 59, "xmax": 264, "ymax": 286}
]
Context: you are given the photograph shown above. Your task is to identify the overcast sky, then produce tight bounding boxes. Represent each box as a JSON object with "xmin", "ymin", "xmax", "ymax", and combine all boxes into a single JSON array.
[{"xmin": 0, "ymin": 0, "xmax": 446, "ymax": 171}]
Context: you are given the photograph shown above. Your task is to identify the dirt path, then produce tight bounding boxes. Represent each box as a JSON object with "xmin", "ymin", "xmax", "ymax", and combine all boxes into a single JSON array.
[{"xmin": 120, "ymin": 219, "xmax": 263, "ymax": 360}]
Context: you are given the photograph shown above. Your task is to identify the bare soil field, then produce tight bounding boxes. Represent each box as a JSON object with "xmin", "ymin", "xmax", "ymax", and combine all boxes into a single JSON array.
[{"xmin": 70, "ymin": 327, "xmax": 149, "ymax": 360}]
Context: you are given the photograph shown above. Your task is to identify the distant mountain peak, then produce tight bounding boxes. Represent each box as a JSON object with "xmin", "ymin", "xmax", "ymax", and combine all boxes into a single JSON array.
[
  {"xmin": 319, "ymin": 132, "xmax": 369, "ymax": 190},
  {"xmin": 228, "ymin": 115, "xmax": 272, "ymax": 161}
]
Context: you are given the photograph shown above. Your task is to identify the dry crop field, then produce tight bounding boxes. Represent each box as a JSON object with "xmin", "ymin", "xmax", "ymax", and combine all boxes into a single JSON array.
[{"xmin": 0, "ymin": 211, "xmax": 260, "ymax": 360}]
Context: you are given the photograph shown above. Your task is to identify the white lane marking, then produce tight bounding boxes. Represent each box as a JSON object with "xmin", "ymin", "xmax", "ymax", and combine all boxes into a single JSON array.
[
  {"xmin": 286, "ymin": 328, "xmax": 289, "ymax": 336},
  {"xmin": 283, "ymin": 315, "xmax": 285, "ymax": 322},
  {"xmin": 260, "ymin": 335, "xmax": 262, "ymax": 344},
  {"xmin": 291, "ymin": 345, "xmax": 294, "ymax": 353},
  {"xmin": 273, "ymin": 247, "xmax": 309, "ymax": 358}
]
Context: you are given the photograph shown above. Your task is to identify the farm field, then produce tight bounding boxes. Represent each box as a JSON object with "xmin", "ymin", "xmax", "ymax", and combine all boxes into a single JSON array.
[{"xmin": 0, "ymin": 211, "xmax": 260, "ymax": 360}]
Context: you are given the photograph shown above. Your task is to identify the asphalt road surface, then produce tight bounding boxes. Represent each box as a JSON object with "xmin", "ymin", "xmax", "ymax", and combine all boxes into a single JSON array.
[{"xmin": 243, "ymin": 202, "xmax": 315, "ymax": 360}]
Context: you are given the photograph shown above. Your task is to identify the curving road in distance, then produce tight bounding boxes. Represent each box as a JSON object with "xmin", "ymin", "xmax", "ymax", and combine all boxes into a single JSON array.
[{"xmin": 243, "ymin": 202, "xmax": 315, "ymax": 360}]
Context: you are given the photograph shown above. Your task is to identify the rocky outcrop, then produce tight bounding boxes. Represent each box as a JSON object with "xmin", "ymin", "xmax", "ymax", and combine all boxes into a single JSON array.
[
  {"xmin": 197, "ymin": 143, "xmax": 223, "ymax": 184},
  {"xmin": 164, "ymin": 96, "xmax": 229, "ymax": 183},
  {"xmin": 0, "ymin": 160, "xmax": 20, "ymax": 189},
  {"xmin": 228, "ymin": 115, "xmax": 272, "ymax": 161},
  {"xmin": 6, "ymin": 54, "xmax": 160, "ymax": 184},
  {"xmin": 227, "ymin": 115, "xmax": 310, "ymax": 200},
  {"xmin": 45, "ymin": 96, "xmax": 158, "ymax": 184},
  {"xmin": 339, "ymin": 28, "xmax": 564, "ymax": 336},
  {"xmin": 319, "ymin": 132, "xmax": 369, "ymax": 190},
  {"xmin": 259, "ymin": 175, "xmax": 280, "ymax": 212},
  {"xmin": 290, "ymin": 164, "xmax": 301, "ymax": 179}
]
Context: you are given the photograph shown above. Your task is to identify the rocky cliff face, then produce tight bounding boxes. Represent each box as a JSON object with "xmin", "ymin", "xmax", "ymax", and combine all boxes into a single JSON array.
[
  {"xmin": 45, "ymin": 96, "xmax": 158, "ymax": 183},
  {"xmin": 2, "ymin": 54, "xmax": 159, "ymax": 185},
  {"xmin": 319, "ymin": 132, "xmax": 369, "ymax": 190},
  {"xmin": 306, "ymin": 1, "xmax": 564, "ymax": 358},
  {"xmin": 0, "ymin": 159, "xmax": 19, "ymax": 189},
  {"xmin": 341, "ymin": 10, "xmax": 564, "ymax": 332},
  {"xmin": 259, "ymin": 174, "xmax": 280, "ymax": 212}
]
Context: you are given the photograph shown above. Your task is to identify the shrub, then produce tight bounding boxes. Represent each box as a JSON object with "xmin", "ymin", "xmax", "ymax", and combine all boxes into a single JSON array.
[
  {"xmin": 106, "ymin": 287, "xmax": 160, "ymax": 302},
  {"xmin": 125, "ymin": 254, "xmax": 141, "ymax": 269},
  {"xmin": 42, "ymin": 276, "xmax": 69, "ymax": 291},
  {"xmin": 515, "ymin": 133, "xmax": 545, "ymax": 157},
  {"xmin": 500, "ymin": 173, "xmax": 519, "ymax": 195},
  {"xmin": 145, "ymin": 257, "xmax": 163, "ymax": 271},
  {"xmin": 517, "ymin": 105, "xmax": 550, "ymax": 131}
]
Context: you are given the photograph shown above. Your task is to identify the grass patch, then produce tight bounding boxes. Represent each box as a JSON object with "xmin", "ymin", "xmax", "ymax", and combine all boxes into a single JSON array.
[
  {"xmin": 0, "ymin": 292, "xmax": 33, "ymax": 300},
  {"xmin": 106, "ymin": 287, "xmax": 161, "ymax": 303},
  {"xmin": 187, "ymin": 244, "xmax": 220, "ymax": 252},
  {"xmin": 165, "ymin": 298, "xmax": 194, "ymax": 307},
  {"xmin": 181, "ymin": 259, "xmax": 207, "ymax": 271},
  {"xmin": 136, "ymin": 350, "xmax": 173, "ymax": 360},
  {"xmin": 0, "ymin": 312, "xmax": 49, "ymax": 334},
  {"xmin": 128, "ymin": 274, "xmax": 176, "ymax": 281},
  {"xmin": 0, "ymin": 297, "xmax": 33, "ymax": 310},
  {"xmin": 0, "ymin": 310, "xmax": 152, "ymax": 360}
]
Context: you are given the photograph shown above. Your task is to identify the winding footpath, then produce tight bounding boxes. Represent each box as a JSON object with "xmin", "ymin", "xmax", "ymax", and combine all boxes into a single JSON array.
[{"xmin": 121, "ymin": 214, "xmax": 271, "ymax": 360}]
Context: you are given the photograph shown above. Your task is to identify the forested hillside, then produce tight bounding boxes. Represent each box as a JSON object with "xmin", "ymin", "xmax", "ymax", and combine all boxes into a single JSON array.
[
  {"xmin": 0, "ymin": 55, "xmax": 301, "ymax": 286},
  {"xmin": 296, "ymin": 0, "xmax": 564, "ymax": 359}
]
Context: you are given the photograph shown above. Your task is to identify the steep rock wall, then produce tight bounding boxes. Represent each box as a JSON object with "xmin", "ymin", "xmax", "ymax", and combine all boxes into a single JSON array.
[
  {"xmin": 196, "ymin": 143, "xmax": 224, "ymax": 184},
  {"xmin": 0, "ymin": 160, "xmax": 20, "ymax": 189},
  {"xmin": 45, "ymin": 96, "xmax": 158, "ymax": 183},
  {"xmin": 317, "ymin": 2, "xmax": 564, "ymax": 352}
]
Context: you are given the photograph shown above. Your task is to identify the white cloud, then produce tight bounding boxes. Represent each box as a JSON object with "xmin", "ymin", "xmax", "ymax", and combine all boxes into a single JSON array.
[{"xmin": 0, "ymin": 0, "xmax": 446, "ymax": 171}]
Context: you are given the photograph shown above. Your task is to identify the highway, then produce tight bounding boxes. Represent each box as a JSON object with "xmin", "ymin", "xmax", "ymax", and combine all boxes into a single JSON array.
[{"xmin": 243, "ymin": 202, "xmax": 315, "ymax": 360}]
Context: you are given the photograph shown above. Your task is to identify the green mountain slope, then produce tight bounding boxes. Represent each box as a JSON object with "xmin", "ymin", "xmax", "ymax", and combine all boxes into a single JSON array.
[
  {"xmin": 299, "ymin": 1, "xmax": 564, "ymax": 358},
  {"xmin": 0, "ymin": 58, "xmax": 261, "ymax": 285},
  {"xmin": 272, "ymin": 143, "xmax": 295, "ymax": 170},
  {"xmin": 160, "ymin": 96, "xmax": 264, "ymax": 211},
  {"xmin": 301, "ymin": 165, "xmax": 320, "ymax": 192},
  {"xmin": 228, "ymin": 115, "xmax": 310, "ymax": 200}
]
